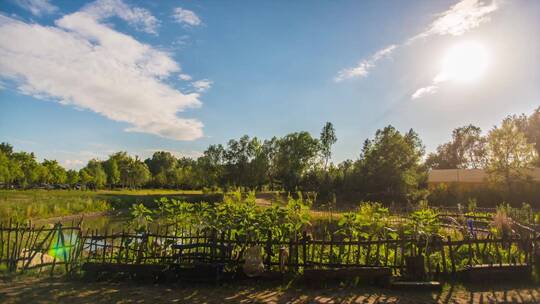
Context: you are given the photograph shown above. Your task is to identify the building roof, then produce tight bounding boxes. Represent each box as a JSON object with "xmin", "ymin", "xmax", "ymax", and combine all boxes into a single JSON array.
[{"xmin": 428, "ymin": 168, "xmax": 540, "ymax": 183}]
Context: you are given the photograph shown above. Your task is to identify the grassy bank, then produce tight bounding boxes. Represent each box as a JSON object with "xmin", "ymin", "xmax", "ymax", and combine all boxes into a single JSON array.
[{"xmin": 0, "ymin": 189, "xmax": 223, "ymax": 222}]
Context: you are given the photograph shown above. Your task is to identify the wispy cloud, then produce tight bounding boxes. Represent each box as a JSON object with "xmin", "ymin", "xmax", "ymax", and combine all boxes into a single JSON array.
[
  {"xmin": 410, "ymin": 0, "xmax": 498, "ymax": 41},
  {"xmin": 191, "ymin": 79, "xmax": 213, "ymax": 92},
  {"xmin": 0, "ymin": 2, "xmax": 204, "ymax": 141},
  {"xmin": 178, "ymin": 74, "xmax": 192, "ymax": 81},
  {"xmin": 13, "ymin": 0, "xmax": 58, "ymax": 17},
  {"xmin": 82, "ymin": 0, "xmax": 159, "ymax": 34},
  {"xmin": 172, "ymin": 7, "xmax": 201, "ymax": 27},
  {"xmin": 335, "ymin": 45, "xmax": 396, "ymax": 82},
  {"xmin": 335, "ymin": 0, "xmax": 499, "ymax": 82},
  {"xmin": 411, "ymin": 85, "xmax": 438, "ymax": 100}
]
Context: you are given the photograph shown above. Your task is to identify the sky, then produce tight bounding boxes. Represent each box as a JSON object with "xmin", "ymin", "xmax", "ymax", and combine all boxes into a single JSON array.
[{"xmin": 0, "ymin": 0, "xmax": 539, "ymax": 169}]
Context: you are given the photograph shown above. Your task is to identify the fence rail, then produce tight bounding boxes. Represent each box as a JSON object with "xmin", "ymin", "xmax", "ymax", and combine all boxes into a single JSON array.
[{"xmin": 1, "ymin": 221, "xmax": 539, "ymax": 280}]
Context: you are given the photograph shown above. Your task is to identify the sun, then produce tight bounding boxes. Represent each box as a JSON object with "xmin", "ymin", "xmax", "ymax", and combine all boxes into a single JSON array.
[{"xmin": 436, "ymin": 41, "xmax": 490, "ymax": 83}]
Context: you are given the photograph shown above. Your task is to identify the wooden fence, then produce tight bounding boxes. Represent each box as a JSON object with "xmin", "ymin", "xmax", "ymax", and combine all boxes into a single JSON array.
[{"xmin": 1, "ymin": 221, "xmax": 539, "ymax": 279}]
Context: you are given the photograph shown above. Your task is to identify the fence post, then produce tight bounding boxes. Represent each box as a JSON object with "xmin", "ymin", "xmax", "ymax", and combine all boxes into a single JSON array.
[
  {"xmin": 447, "ymin": 236, "xmax": 456, "ymax": 275},
  {"xmin": 265, "ymin": 230, "xmax": 272, "ymax": 268},
  {"xmin": 210, "ymin": 228, "xmax": 217, "ymax": 264},
  {"xmin": 58, "ymin": 224, "xmax": 69, "ymax": 273},
  {"xmin": 440, "ymin": 237, "xmax": 447, "ymax": 275},
  {"xmin": 136, "ymin": 232, "xmax": 147, "ymax": 264},
  {"xmin": 302, "ymin": 231, "xmax": 307, "ymax": 269}
]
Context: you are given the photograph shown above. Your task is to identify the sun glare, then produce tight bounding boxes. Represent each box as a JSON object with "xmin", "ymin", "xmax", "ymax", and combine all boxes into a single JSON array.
[{"xmin": 436, "ymin": 41, "xmax": 490, "ymax": 83}]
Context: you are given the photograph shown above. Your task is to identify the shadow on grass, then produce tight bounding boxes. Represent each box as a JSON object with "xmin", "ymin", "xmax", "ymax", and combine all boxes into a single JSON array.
[{"xmin": 2, "ymin": 275, "xmax": 539, "ymax": 304}]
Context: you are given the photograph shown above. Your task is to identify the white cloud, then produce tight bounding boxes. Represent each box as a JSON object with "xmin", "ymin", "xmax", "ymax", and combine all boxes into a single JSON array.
[
  {"xmin": 81, "ymin": 0, "xmax": 159, "ymax": 34},
  {"xmin": 191, "ymin": 79, "xmax": 213, "ymax": 92},
  {"xmin": 13, "ymin": 0, "xmax": 58, "ymax": 16},
  {"xmin": 411, "ymin": 86, "xmax": 438, "ymax": 100},
  {"xmin": 335, "ymin": 45, "xmax": 396, "ymax": 82},
  {"xmin": 336, "ymin": 0, "xmax": 499, "ymax": 81},
  {"xmin": 178, "ymin": 73, "xmax": 192, "ymax": 81},
  {"xmin": 172, "ymin": 7, "xmax": 201, "ymax": 26},
  {"xmin": 411, "ymin": 0, "xmax": 499, "ymax": 41},
  {"xmin": 143, "ymin": 149, "xmax": 203, "ymax": 160},
  {"xmin": 0, "ymin": 11, "xmax": 204, "ymax": 141},
  {"xmin": 63, "ymin": 159, "xmax": 85, "ymax": 169}
]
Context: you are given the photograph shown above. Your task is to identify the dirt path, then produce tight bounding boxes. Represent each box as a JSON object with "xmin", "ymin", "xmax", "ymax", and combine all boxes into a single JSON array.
[{"xmin": 1, "ymin": 276, "xmax": 539, "ymax": 303}]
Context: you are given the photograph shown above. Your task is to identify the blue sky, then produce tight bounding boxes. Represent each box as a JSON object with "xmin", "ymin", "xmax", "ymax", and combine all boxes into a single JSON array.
[{"xmin": 0, "ymin": 0, "xmax": 539, "ymax": 168}]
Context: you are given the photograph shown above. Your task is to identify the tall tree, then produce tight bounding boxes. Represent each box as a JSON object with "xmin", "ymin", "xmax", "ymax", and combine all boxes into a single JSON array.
[
  {"xmin": 41, "ymin": 159, "xmax": 67, "ymax": 184},
  {"xmin": 144, "ymin": 151, "xmax": 177, "ymax": 187},
  {"xmin": 103, "ymin": 158, "xmax": 120, "ymax": 188},
  {"xmin": 426, "ymin": 124, "xmax": 486, "ymax": 169},
  {"xmin": 81, "ymin": 159, "xmax": 107, "ymax": 189},
  {"xmin": 274, "ymin": 132, "xmax": 320, "ymax": 192},
  {"xmin": 66, "ymin": 169, "xmax": 80, "ymax": 188},
  {"xmin": 320, "ymin": 122, "xmax": 337, "ymax": 169},
  {"xmin": 359, "ymin": 126, "xmax": 426, "ymax": 203},
  {"xmin": 0, "ymin": 142, "xmax": 13, "ymax": 156},
  {"xmin": 128, "ymin": 159, "xmax": 151, "ymax": 188},
  {"xmin": 486, "ymin": 118, "xmax": 538, "ymax": 189}
]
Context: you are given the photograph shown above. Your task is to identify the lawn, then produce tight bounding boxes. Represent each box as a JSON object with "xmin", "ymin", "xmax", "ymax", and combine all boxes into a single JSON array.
[{"xmin": 0, "ymin": 189, "xmax": 221, "ymax": 222}]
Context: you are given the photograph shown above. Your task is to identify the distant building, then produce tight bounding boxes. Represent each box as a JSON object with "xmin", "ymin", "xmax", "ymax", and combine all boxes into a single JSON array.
[{"xmin": 428, "ymin": 168, "xmax": 540, "ymax": 185}]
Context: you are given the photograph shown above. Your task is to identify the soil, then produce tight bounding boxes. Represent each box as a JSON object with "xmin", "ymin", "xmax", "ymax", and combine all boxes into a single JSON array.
[{"xmin": 1, "ymin": 276, "xmax": 539, "ymax": 303}]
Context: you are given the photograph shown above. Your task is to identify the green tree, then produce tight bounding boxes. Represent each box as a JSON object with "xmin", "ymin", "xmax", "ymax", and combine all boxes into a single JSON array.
[
  {"xmin": 128, "ymin": 159, "xmax": 151, "ymax": 188},
  {"xmin": 0, "ymin": 142, "xmax": 13, "ymax": 156},
  {"xmin": 486, "ymin": 118, "xmax": 538, "ymax": 189},
  {"xmin": 0, "ymin": 151, "xmax": 15, "ymax": 187},
  {"xmin": 359, "ymin": 126, "xmax": 426, "ymax": 204},
  {"xmin": 11, "ymin": 152, "xmax": 39, "ymax": 187},
  {"xmin": 197, "ymin": 144, "xmax": 225, "ymax": 189},
  {"xmin": 320, "ymin": 122, "xmax": 337, "ymax": 169},
  {"xmin": 144, "ymin": 151, "xmax": 177, "ymax": 187},
  {"xmin": 41, "ymin": 159, "xmax": 67, "ymax": 184},
  {"xmin": 81, "ymin": 159, "xmax": 107, "ymax": 189},
  {"xmin": 103, "ymin": 158, "xmax": 120, "ymax": 188},
  {"xmin": 274, "ymin": 132, "xmax": 320, "ymax": 192},
  {"xmin": 108, "ymin": 152, "xmax": 132, "ymax": 188},
  {"xmin": 426, "ymin": 124, "xmax": 486, "ymax": 169},
  {"xmin": 66, "ymin": 169, "xmax": 80, "ymax": 188}
]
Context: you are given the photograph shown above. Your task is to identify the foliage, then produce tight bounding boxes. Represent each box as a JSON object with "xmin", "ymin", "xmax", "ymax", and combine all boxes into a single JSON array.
[
  {"xmin": 1, "ymin": 106, "xmax": 539, "ymax": 210},
  {"xmin": 128, "ymin": 203, "xmax": 153, "ymax": 232},
  {"xmin": 356, "ymin": 126, "xmax": 426, "ymax": 204},
  {"xmin": 320, "ymin": 122, "xmax": 337, "ymax": 169},
  {"xmin": 338, "ymin": 202, "xmax": 389, "ymax": 238},
  {"xmin": 491, "ymin": 205, "xmax": 513, "ymax": 237},
  {"xmin": 407, "ymin": 207, "xmax": 440, "ymax": 237},
  {"xmin": 426, "ymin": 124, "xmax": 487, "ymax": 169},
  {"xmin": 133, "ymin": 191, "xmax": 313, "ymax": 241},
  {"xmin": 486, "ymin": 117, "xmax": 538, "ymax": 189}
]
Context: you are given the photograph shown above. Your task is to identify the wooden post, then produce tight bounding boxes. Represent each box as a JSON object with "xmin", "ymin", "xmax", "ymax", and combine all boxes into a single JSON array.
[
  {"xmin": 440, "ymin": 237, "xmax": 447, "ymax": 275},
  {"xmin": 50, "ymin": 224, "xmax": 61, "ymax": 276},
  {"xmin": 467, "ymin": 238, "xmax": 473, "ymax": 267},
  {"xmin": 366, "ymin": 236, "xmax": 372, "ymax": 266},
  {"xmin": 136, "ymin": 233, "xmax": 147, "ymax": 264},
  {"xmin": 447, "ymin": 236, "xmax": 456, "ymax": 275},
  {"xmin": 302, "ymin": 231, "xmax": 307, "ymax": 269},
  {"xmin": 0, "ymin": 223, "xmax": 4, "ymax": 269},
  {"xmin": 355, "ymin": 236, "xmax": 361, "ymax": 266}
]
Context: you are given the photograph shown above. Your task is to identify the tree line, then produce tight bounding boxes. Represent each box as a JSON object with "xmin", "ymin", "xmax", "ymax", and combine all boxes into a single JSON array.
[{"xmin": 0, "ymin": 107, "xmax": 539, "ymax": 206}]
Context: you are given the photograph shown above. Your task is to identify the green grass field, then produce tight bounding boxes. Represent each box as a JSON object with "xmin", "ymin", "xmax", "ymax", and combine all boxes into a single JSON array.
[{"xmin": 0, "ymin": 189, "xmax": 222, "ymax": 222}]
